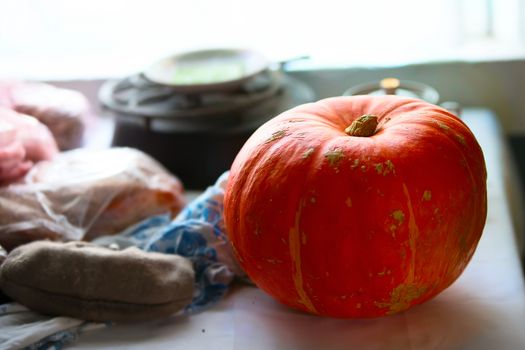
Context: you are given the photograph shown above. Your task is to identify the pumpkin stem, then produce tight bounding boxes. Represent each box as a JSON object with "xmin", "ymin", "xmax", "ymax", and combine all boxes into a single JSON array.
[{"xmin": 345, "ymin": 114, "xmax": 378, "ymax": 137}]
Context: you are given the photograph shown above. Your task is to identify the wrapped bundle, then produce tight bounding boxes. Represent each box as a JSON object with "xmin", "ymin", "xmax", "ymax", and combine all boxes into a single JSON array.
[{"xmin": 0, "ymin": 148, "xmax": 186, "ymax": 251}]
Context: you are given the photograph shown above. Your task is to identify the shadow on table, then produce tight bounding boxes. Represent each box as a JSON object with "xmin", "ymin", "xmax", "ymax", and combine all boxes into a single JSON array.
[{"xmin": 232, "ymin": 286, "xmax": 506, "ymax": 350}]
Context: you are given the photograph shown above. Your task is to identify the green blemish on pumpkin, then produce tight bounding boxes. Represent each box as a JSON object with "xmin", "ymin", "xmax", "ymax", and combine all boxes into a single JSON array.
[
  {"xmin": 377, "ymin": 269, "xmax": 391, "ymax": 277},
  {"xmin": 265, "ymin": 130, "xmax": 287, "ymax": 143},
  {"xmin": 302, "ymin": 147, "xmax": 315, "ymax": 159},
  {"xmin": 385, "ymin": 160, "xmax": 395, "ymax": 174},
  {"xmin": 422, "ymin": 190, "xmax": 432, "ymax": 201},
  {"xmin": 392, "ymin": 210, "xmax": 405, "ymax": 223},
  {"xmin": 437, "ymin": 122, "xmax": 450, "ymax": 131},
  {"xmin": 389, "ymin": 210, "xmax": 405, "ymax": 237},
  {"xmin": 375, "ymin": 283, "xmax": 427, "ymax": 314},
  {"xmin": 324, "ymin": 148, "xmax": 344, "ymax": 167},
  {"xmin": 266, "ymin": 258, "xmax": 283, "ymax": 264},
  {"xmin": 389, "ymin": 224, "xmax": 397, "ymax": 236},
  {"xmin": 375, "ymin": 160, "xmax": 395, "ymax": 176},
  {"xmin": 456, "ymin": 133, "xmax": 467, "ymax": 145}
]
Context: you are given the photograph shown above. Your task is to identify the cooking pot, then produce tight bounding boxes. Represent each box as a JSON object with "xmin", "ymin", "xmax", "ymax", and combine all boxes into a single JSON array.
[
  {"xmin": 143, "ymin": 48, "xmax": 308, "ymax": 94},
  {"xmin": 343, "ymin": 78, "xmax": 461, "ymax": 117},
  {"xmin": 343, "ymin": 78, "xmax": 440, "ymax": 104}
]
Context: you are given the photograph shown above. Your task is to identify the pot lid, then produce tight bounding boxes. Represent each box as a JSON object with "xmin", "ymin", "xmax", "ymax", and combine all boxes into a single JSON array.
[
  {"xmin": 343, "ymin": 78, "xmax": 439, "ymax": 104},
  {"xmin": 143, "ymin": 48, "xmax": 270, "ymax": 93}
]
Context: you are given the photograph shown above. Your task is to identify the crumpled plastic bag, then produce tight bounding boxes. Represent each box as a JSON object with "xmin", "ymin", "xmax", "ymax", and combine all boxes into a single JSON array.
[
  {"xmin": 0, "ymin": 81, "xmax": 92, "ymax": 150},
  {"xmin": 0, "ymin": 147, "xmax": 185, "ymax": 252},
  {"xmin": 0, "ymin": 107, "xmax": 58, "ymax": 185}
]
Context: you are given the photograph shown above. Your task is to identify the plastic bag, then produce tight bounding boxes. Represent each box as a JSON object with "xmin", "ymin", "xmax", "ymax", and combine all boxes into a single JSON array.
[
  {"xmin": 0, "ymin": 147, "xmax": 185, "ymax": 251},
  {"xmin": 0, "ymin": 81, "xmax": 92, "ymax": 150}
]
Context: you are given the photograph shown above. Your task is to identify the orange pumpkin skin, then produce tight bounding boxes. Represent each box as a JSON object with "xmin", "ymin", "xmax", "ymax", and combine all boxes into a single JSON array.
[{"xmin": 224, "ymin": 96, "xmax": 487, "ymax": 318}]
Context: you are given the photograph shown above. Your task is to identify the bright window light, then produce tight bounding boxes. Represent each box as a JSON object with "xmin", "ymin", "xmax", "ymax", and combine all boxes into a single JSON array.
[{"xmin": 0, "ymin": 0, "xmax": 523, "ymax": 80}]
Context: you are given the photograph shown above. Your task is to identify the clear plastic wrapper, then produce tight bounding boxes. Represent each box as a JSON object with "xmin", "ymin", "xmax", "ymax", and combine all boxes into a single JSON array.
[{"xmin": 0, "ymin": 147, "xmax": 185, "ymax": 251}]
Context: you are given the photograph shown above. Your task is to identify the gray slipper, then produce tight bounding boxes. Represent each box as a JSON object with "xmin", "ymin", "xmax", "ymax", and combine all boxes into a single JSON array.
[{"xmin": 0, "ymin": 241, "xmax": 195, "ymax": 322}]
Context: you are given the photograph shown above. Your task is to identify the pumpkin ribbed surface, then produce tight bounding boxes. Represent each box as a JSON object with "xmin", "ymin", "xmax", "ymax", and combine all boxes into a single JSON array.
[{"xmin": 224, "ymin": 96, "xmax": 487, "ymax": 318}]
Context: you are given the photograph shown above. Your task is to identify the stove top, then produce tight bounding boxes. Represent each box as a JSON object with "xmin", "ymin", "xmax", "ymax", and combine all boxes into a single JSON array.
[
  {"xmin": 99, "ymin": 71, "xmax": 315, "ymax": 189},
  {"xmin": 100, "ymin": 70, "xmax": 282, "ymax": 120}
]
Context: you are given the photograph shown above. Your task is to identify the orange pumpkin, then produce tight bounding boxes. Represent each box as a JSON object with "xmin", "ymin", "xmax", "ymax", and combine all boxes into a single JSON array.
[{"xmin": 224, "ymin": 96, "xmax": 487, "ymax": 318}]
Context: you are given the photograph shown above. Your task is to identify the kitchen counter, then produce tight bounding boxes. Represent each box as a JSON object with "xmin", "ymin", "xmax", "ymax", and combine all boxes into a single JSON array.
[{"xmin": 70, "ymin": 109, "xmax": 525, "ymax": 350}]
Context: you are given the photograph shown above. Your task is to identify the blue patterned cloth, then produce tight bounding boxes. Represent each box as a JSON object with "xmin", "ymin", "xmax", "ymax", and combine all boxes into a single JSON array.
[{"xmin": 94, "ymin": 171, "xmax": 241, "ymax": 312}]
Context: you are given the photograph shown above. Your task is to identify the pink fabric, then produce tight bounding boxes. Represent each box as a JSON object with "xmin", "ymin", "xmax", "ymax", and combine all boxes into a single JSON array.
[
  {"xmin": 0, "ymin": 121, "xmax": 31, "ymax": 184},
  {"xmin": 0, "ymin": 107, "xmax": 58, "ymax": 184},
  {"xmin": 0, "ymin": 81, "xmax": 91, "ymax": 150}
]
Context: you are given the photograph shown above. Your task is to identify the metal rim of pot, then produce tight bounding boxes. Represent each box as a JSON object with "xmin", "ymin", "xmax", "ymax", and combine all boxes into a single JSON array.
[{"xmin": 343, "ymin": 78, "xmax": 440, "ymax": 105}]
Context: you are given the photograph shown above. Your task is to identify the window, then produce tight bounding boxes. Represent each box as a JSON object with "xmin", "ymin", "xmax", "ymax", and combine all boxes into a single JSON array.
[{"xmin": 0, "ymin": 0, "xmax": 523, "ymax": 79}]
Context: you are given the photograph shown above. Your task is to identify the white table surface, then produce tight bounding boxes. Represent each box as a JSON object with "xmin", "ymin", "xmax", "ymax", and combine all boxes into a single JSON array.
[{"xmin": 71, "ymin": 109, "xmax": 525, "ymax": 350}]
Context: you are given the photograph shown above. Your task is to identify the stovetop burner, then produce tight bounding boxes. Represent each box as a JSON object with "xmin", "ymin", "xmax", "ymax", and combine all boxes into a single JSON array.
[
  {"xmin": 100, "ymin": 70, "xmax": 282, "ymax": 122},
  {"xmin": 99, "ymin": 71, "xmax": 315, "ymax": 189}
]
